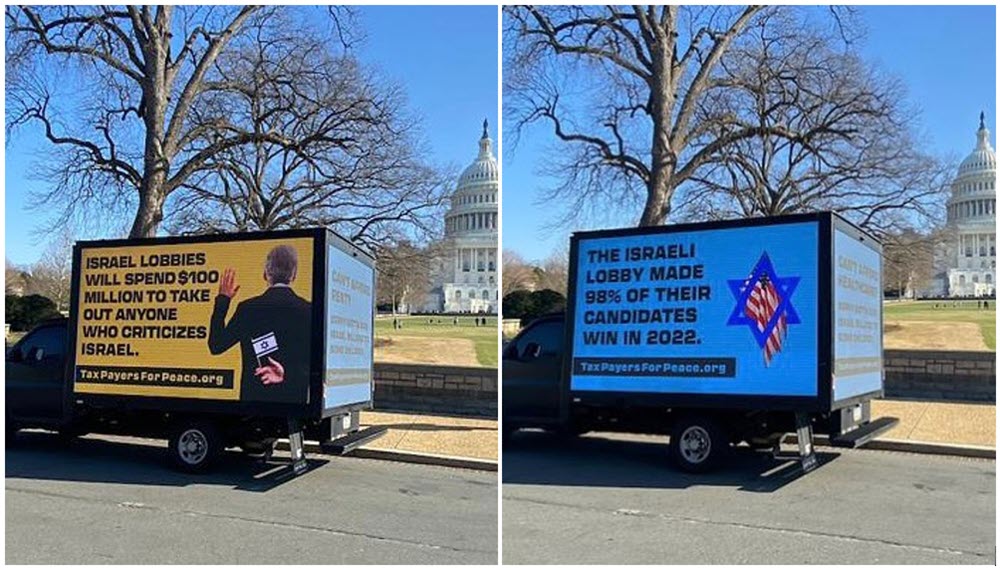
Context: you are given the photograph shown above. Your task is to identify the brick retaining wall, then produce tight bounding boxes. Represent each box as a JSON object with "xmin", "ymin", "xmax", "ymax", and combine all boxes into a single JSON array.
[
  {"xmin": 884, "ymin": 349, "xmax": 995, "ymax": 403},
  {"xmin": 373, "ymin": 362, "xmax": 497, "ymax": 418},
  {"xmin": 372, "ymin": 352, "xmax": 991, "ymax": 415}
]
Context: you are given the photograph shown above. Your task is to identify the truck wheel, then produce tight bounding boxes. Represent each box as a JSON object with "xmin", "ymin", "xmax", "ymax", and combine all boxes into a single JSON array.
[
  {"xmin": 669, "ymin": 416, "xmax": 730, "ymax": 473},
  {"xmin": 168, "ymin": 421, "xmax": 223, "ymax": 473}
]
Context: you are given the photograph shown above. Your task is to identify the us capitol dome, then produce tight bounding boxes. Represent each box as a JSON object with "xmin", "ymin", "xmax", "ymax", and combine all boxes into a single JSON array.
[
  {"xmin": 422, "ymin": 120, "xmax": 498, "ymax": 313},
  {"xmin": 940, "ymin": 112, "xmax": 996, "ymax": 297}
]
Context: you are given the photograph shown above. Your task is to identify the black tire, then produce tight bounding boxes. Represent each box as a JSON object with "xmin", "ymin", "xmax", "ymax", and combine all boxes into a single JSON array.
[
  {"xmin": 669, "ymin": 415, "xmax": 730, "ymax": 473},
  {"xmin": 168, "ymin": 420, "xmax": 223, "ymax": 473}
]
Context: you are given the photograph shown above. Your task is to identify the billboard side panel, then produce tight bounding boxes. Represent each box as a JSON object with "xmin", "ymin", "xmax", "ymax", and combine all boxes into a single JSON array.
[
  {"xmin": 832, "ymin": 224, "xmax": 884, "ymax": 402},
  {"xmin": 569, "ymin": 221, "xmax": 820, "ymax": 398},
  {"xmin": 323, "ymin": 234, "xmax": 375, "ymax": 411},
  {"xmin": 73, "ymin": 236, "xmax": 316, "ymax": 406}
]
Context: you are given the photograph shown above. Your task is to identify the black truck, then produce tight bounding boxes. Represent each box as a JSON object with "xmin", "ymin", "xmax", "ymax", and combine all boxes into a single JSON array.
[
  {"xmin": 504, "ymin": 213, "xmax": 898, "ymax": 472},
  {"xmin": 7, "ymin": 228, "xmax": 383, "ymax": 473}
]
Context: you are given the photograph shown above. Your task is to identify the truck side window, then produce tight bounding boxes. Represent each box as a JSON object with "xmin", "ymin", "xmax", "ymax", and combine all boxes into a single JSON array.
[
  {"xmin": 514, "ymin": 321, "xmax": 564, "ymax": 361},
  {"xmin": 14, "ymin": 326, "xmax": 67, "ymax": 364}
]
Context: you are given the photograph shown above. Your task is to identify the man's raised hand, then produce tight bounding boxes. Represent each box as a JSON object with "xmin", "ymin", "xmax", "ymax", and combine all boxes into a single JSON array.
[{"xmin": 219, "ymin": 268, "xmax": 241, "ymax": 298}]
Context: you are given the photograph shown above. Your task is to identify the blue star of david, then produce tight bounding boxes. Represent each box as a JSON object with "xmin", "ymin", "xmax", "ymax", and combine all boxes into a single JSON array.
[{"xmin": 726, "ymin": 252, "xmax": 801, "ymax": 349}]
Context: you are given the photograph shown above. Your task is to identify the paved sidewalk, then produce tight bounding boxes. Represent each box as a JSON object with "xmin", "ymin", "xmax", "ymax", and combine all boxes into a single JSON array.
[
  {"xmin": 351, "ymin": 400, "xmax": 992, "ymax": 462},
  {"xmin": 360, "ymin": 411, "xmax": 497, "ymax": 461},
  {"xmin": 872, "ymin": 399, "xmax": 995, "ymax": 448}
]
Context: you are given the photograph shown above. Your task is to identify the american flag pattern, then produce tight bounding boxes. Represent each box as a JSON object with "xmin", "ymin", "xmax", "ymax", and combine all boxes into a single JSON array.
[{"xmin": 743, "ymin": 273, "xmax": 787, "ymax": 366}]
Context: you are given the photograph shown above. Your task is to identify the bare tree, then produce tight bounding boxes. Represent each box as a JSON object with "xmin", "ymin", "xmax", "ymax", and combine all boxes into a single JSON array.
[
  {"xmin": 5, "ymin": 6, "xmax": 352, "ymax": 238},
  {"xmin": 25, "ymin": 230, "xmax": 74, "ymax": 311},
  {"xmin": 532, "ymin": 247, "xmax": 569, "ymax": 295},
  {"xmin": 375, "ymin": 240, "xmax": 440, "ymax": 315},
  {"xmin": 678, "ymin": 10, "xmax": 949, "ymax": 235},
  {"xmin": 165, "ymin": 26, "xmax": 448, "ymax": 247},
  {"xmin": 5, "ymin": 259, "xmax": 29, "ymax": 296},
  {"xmin": 504, "ymin": 6, "xmax": 902, "ymax": 228},
  {"xmin": 506, "ymin": 5, "xmax": 765, "ymax": 226},
  {"xmin": 502, "ymin": 249, "xmax": 535, "ymax": 296},
  {"xmin": 882, "ymin": 229, "xmax": 943, "ymax": 299}
]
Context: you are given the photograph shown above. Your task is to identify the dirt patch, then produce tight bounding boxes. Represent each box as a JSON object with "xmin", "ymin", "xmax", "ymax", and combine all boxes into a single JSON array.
[
  {"xmin": 884, "ymin": 320, "xmax": 988, "ymax": 351},
  {"xmin": 375, "ymin": 335, "xmax": 480, "ymax": 366}
]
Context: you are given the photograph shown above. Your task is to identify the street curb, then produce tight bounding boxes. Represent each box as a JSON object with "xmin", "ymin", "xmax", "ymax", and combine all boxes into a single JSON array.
[
  {"xmin": 347, "ymin": 448, "xmax": 498, "ymax": 472},
  {"xmin": 788, "ymin": 434, "xmax": 996, "ymax": 459},
  {"xmin": 276, "ymin": 440, "xmax": 498, "ymax": 472}
]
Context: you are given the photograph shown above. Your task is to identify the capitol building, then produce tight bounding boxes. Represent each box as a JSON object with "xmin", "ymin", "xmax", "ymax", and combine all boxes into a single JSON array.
[
  {"xmin": 935, "ymin": 113, "xmax": 996, "ymax": 297},
  {"xmin": 421, "ymin": 120, "xmax": 499, "ymax": 313}
]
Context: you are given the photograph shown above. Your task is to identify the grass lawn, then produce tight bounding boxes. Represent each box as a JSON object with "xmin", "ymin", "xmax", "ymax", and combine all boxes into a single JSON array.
[
  {"xmin": 375, "ymin": 315, "xmax": 498, "ymax": 368},
  {"xmin": 884, "ymin": 300, "xmax": 996, "ymax": 351}
]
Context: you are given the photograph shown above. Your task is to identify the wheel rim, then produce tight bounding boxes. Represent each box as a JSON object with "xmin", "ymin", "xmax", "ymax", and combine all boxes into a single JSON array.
[
  {"xmin": 679, "ymin": 425, "xmax": 712, "ymax": 464},
  {"xmin": 178, "ymin": 429, "xmax": 208, "ymax": 465}
]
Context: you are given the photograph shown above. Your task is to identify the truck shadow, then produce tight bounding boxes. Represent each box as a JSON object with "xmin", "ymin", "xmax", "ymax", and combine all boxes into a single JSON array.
[
  {"xmin": 503, "ymin": 431, "xmax": 840, "ymax": 493},
  {"xmin": 6, "ymin": 431, "xmax": 328, "ymax": 492}
]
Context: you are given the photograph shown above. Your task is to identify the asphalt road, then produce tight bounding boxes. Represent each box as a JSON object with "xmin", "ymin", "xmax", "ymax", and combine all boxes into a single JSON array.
[
  {"xmin": 6, "ymin": 432, "xmax": 497, "ymax": 564},
  {"xmin": 503, "ymin": 432, "xmax": 995, "ymax": 564}
]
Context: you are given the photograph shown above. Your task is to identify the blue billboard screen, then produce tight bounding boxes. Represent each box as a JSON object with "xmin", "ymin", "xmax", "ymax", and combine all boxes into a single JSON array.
[{"xmin": 571, "ymin": 222, "xmax": 819, "ymax": 396}]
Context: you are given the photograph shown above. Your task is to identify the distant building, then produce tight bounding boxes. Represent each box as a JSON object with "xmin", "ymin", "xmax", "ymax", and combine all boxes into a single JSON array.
[
  {"xmin": 422, "ymin": 120, "xmax": 499, "ymax": 313},
  {"xmin": 935, "ymin": 113, "xmax": 996, "ymax": 297}
]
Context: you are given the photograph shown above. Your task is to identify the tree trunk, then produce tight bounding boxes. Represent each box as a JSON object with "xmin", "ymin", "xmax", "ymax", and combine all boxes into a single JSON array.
[
  {"xmin": 129, "ymin": 12, "xmax": 171, "ymax": 239},
  {"xmin": 639, "ymin": 41, "xmax": 676, "ymax": 228},
  {"xmin": 639, "ymin": 167, "xmax": 673, "ymax": 227},
  {"xmin": 130, "ymin": 173, "xmax": 167, "ymax": 238}
]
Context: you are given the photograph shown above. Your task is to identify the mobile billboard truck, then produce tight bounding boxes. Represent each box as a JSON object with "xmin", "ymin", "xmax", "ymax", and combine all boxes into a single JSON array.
[
  {"xmin": 503, "ymin": 212, "xmax": 898, "ymax": 472},
  {"xmin": 6, "ymin": 228, "xmax": 381, "ymax": 473}
]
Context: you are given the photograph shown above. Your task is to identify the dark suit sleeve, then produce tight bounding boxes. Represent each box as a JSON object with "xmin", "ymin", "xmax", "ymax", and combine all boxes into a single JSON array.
[{"xmin": 207, "ymin": 295, "xmax": 244, "ymax": 355}]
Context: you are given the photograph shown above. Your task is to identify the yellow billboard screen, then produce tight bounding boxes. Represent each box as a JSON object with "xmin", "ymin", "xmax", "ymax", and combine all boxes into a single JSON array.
[{"xmin": 74, "ymin": 237, "xmax": 314, "ymax": 404}]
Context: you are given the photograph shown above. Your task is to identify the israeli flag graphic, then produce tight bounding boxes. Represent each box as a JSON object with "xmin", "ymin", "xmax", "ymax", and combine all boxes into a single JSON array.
[{"xmin": 251, "ymin": 332, "xmax": 279, "ymax": 365}]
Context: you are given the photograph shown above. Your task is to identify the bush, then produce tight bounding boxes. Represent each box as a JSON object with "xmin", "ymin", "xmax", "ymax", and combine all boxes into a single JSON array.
[
  {"xmin": 502, "ymin": 288, "xmax": 566, "ymax": 325},
  {"xmin": 530, "ymin": 289, "xmax": 566, "ymax": 315},
  {"xmin": 6, "ymin": 294, "xmax": 61, "ymax": 331},
  {"xmin": 502, "ymin": 290, "xmax": 535, "ymax": 320}
]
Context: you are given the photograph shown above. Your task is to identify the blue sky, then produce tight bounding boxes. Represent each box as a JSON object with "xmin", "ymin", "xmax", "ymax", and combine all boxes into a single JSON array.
[
  {"xmin": 502, "ymin": 5, "xmax": 998, "ymax": 262},
  {"xmin": 4, "ymin": 5, "xmax": 499, "ymax": 266}
]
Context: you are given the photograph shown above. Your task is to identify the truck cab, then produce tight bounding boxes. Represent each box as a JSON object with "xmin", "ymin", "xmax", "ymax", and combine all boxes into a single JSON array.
[
  {"xmin": 6, "ymin": 318, "xmax": 69, "ymax": 430},
  {"xmin": 502, "ymin": 314, "xmax": 565, "ymax": 428}
]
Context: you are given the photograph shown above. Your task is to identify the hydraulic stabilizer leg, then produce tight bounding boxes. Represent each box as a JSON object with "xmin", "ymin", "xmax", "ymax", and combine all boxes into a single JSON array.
[
  {"xmin": 795, "ymin": 412, "xmax": 818, "ymax": 473},
  {"xmin": 288, "ymin": 419, "xmax": 308, "ymax": 475}
]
